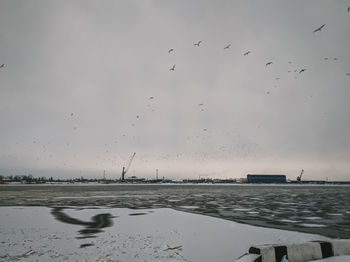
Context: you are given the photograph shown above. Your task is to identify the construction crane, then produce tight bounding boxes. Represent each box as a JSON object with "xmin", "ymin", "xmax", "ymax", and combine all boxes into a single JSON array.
[
  {"xmin": 297, "ymin": 169, "xmax": 304, "ymax": 184},
  {"xmin": 121, "ymin": 152, "xmax": 136, "ymax": 182}
]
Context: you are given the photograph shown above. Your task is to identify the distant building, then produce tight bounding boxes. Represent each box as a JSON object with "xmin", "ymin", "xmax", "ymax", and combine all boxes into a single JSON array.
[{"xmin": 247, "ymin": 174, "xmax": 286, "ymax": 184}]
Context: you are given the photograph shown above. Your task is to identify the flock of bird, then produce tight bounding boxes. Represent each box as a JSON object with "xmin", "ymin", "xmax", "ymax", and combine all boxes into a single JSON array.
[
  {"xmin": 1, "ymin": 5, "xmax": 350, "ymax": 175},
  {"xmin": 167, "ymin": 21, "xmax": 349, "ymax": 80}
]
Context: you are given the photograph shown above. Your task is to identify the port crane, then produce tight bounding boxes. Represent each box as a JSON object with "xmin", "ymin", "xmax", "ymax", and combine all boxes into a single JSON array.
[
  {"xmin": 121, "ymin": 152, "xmax": 136, "ymax": 182},
  {"xmin": 297, "ymin": 169, "xmax": 304, "ymax": 184}
]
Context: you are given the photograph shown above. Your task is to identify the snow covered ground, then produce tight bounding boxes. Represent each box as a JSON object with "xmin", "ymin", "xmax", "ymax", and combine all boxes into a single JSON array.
[{"xmin": 1, "ymin": 206, "xmax": 347, "ymax": 262}]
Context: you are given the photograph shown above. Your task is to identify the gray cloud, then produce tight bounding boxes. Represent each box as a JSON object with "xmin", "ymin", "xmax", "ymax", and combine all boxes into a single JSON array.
[{"xmin": 1, "ymin": 0, "xmax": 350, "ymax": 180}]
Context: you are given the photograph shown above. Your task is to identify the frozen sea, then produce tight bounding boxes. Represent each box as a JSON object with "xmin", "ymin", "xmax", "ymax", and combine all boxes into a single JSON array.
[
  {"xmin": 1, "ymin": 184, "xmax": 350, "ymax": 262},
  {"xmin": 1, "ymin": 184, "xmax": 349, "ymax": 238}
]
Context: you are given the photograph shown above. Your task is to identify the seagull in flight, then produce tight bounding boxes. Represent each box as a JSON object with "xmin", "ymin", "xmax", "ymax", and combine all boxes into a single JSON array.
[
  {"xmin": 224, "ymin": 44, "xmax": 231, "ymax": 49},
  {"xmin": 169, "ymin": 64, "xmax": 176, "ymax": 71},
  {"xmin": 313, "ymin": 24, "xmax": 325, "ymax": 33},
  {"xmin": 299, "ymin": 69, "xmax": 306, "ymax": 74},
  {"xmin": 266, "ymin": 62, "xmax": 273, "ymax": 67},
  {"xmin": 168, "ymin": 48, "xmax": 174, "ymax": 54},
  {"xmin": 194, "ymin": 41, "xmax": 202, "ymax": 47},
  {"xmin": 243, "ymin": 51, "xmax": 251, "ymax": 56},
  {"xmin": 0, "ymin": 64, "xmax": 4, "ymax": 68}
]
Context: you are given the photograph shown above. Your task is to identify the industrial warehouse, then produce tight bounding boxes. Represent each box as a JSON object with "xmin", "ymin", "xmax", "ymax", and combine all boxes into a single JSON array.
[{"xmin": 246, "ymin": 174, "xmax": 287, "ymax": 184}]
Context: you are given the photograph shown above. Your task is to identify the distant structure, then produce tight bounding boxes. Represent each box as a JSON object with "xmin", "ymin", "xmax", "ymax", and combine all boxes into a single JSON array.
[
  {"xmin": 121, "ymin": 152, "xmax": 136, "ymax": 182},
  {"xmin": 297, "ymin": 169, "xmax": 304, "ymax": 184},
  {"xmin": 247, "ymin": 174, "xmax": 286, "ymax": 183}
]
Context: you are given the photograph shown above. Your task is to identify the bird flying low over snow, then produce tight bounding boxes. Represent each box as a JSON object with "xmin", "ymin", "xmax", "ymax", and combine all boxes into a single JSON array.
[
  {"xmin": 0, "ymin": 64, "xmax": 4, "ymax": 68},
  {"xmin": 313, "ymin": 24, "xmax": 325, "ymax": 33},
  {"xmin": 243, "ymin": 51, "xmax": 251, "ymax": 56},
  {"xmin": 299, "ymin": 69, "xmax": 306, "ymax": 74},
  {"xmin": 169, "ymin": 64, "xmax": 176, "ymax": 71},
  {"xmin": 224, "ymin": 44, "xmax": 231, "ymax": 49},
  {"xmin": 168, "ymin": 48, "xmax": 174, "ymax": 54},
  {"xmin": 194, "ymin": 41, "xmax": 202, "ymax": 47},
  {"xmin": 266, "ymin": 62, "xmax": 273, "ymax": 67}
]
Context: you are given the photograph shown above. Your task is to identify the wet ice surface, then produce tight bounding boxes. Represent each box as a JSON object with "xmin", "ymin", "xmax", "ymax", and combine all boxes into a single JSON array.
[
  {"xmin": 0, "ymin": 206, "xmax": 329, "ymax": 262},
  {"xmin": 0, "ymin": 184, "xmax": 350, "ymax": 238}
]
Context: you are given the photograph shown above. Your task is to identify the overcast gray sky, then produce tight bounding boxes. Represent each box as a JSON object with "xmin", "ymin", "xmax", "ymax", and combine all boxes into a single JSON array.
[{"xmin": 1, "ymin": 0, "xmax": 350, "ymax": 180}]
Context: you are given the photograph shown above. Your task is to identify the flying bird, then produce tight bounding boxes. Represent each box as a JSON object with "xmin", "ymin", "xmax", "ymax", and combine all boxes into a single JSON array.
[
  {"xmin": 198, "ymin": 103, "xmax": 204, "ymax": 106},
  {"xmin": 70, "ymin": 113, "xmax": 74, "ymax": 117},
  {"xmin": 0, "ymin": 64, "xmax": 4, "ymax": 68},
  {"xmin": 149, "ymin": 96, "xmax": 154, "ymax": 99},
  {"xmin": 312, "ymin": 24, "xmax": 325, "ymax": 33},
  {"xmin": 266, "ymin": 62, "xmax": 273, "ymax": 67},
  {"xmin": 169, "ymin": 64, "xmax": 176, "ymax": 71},
  {"xmin": 348, "ymin": 6, "xmax": 350, "ymax": 12},
  {"xmin": 243, "ymin": 51, "xmax": 251, "ymax": 56},
  {"xmin": 168, "ymin": 48, "xmax": 174, "ymax": 54},
  {"xmin": 299, "ymin": 69, "xmax": 306, "ymax": 74},
  {"xmin": 346, "ymin": 73, "xmax": 350, "ymax": 75},
  {"xmin": 194, "ymin": 41, "xmax": 202, "ymax": 47},
  {"xmin": 224, "ymin": 44, "xmax": 231, "ymax": 49}
]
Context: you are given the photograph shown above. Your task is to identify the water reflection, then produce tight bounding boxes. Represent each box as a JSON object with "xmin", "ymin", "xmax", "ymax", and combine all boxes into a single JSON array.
[{"xmin": 50, "ymin": 207, "xmax": 114, "ymax": 240}]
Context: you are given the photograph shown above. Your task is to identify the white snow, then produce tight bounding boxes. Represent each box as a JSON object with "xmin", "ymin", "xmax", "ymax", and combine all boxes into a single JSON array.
[{"xmin": 0, "ymin": 206, "xmax": 345, "ymax": 262}]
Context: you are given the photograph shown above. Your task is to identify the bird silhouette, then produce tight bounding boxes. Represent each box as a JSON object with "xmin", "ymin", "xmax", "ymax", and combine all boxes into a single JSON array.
[
  {"xmin": 313, "ymin": 24, "xmax": 325, "ymax": 33},
  {"xmin": 266, "ymin": 62, "xmax": 273, "ymax": 67},
  {"xmin": 243, "ymin": 51, "xmax": 251, "ymax": 56},
  {"xmin": 299, "ymin": 69, "xmax": 306, "ymax": 74},
  {"xmin": 194, "ymin": 41, "xmax": 202, "ymax": 47},
  {"xmin": 224, "ymin": 44, "xmax": 231, "ymax": 49},
  {"xmin": 348, "ymin": 6, "xmax": 350, "ymax": 12},
  {"xmin": 149, "ymin": 96, "xmax": 154, "ymax": 99},
  {"xmin": 169, "ymin": 64, "xmax": 176, "ymax": 71},
  {"xmin": 346, "ymin": 73, "xmax": 350, "ymax": 76},
  {"xmin": 0, "ymin": 64, "xmax": 4, "ymax": 68},
  {"xmin": 168, "ymin": 48, "xmax": 174, "ymax": 54}
]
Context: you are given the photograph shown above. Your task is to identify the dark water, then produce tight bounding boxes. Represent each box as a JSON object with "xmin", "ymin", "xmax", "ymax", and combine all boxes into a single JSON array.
[
  {"xmin": 50, "ymin": 207, "xmax": 114, "ymax": 240},
  {"xmin": 1, "ymin": 184, "xmax": 350, "ymax": 238}
]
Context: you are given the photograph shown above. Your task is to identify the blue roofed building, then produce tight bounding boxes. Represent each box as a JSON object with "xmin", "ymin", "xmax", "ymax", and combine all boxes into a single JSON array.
[{"xmin": 247, "ymin": 174, "xmax": 286, "ymax": 183}]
